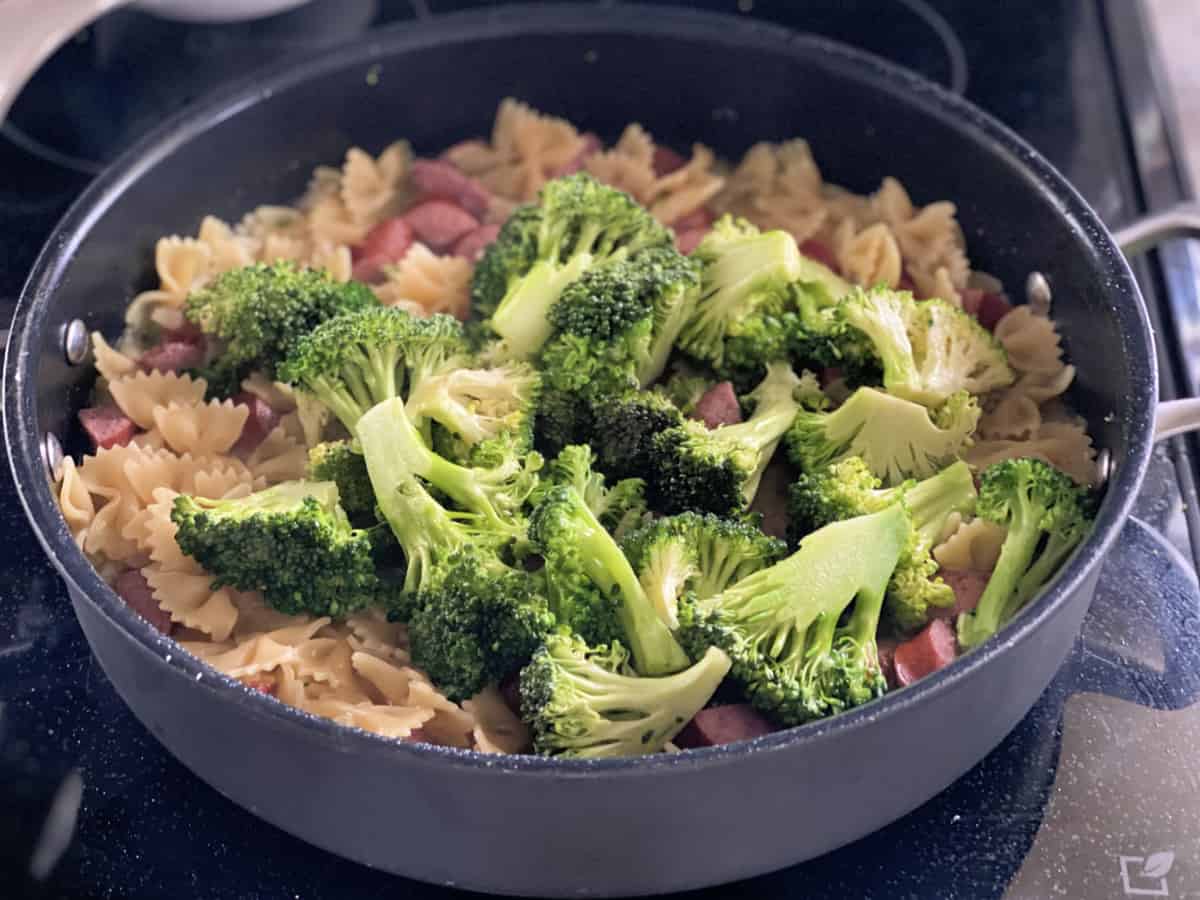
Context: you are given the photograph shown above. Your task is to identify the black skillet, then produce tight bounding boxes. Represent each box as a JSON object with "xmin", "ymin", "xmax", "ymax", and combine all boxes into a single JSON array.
[{"xmin": 5, "ymin": 6, "xmax": 1197, "ymax": 896}]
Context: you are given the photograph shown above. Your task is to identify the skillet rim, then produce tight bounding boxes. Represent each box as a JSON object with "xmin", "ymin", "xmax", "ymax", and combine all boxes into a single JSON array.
[{"xmin": 2, "ymin": 3, "xmax": 1157, "ymax": 775}]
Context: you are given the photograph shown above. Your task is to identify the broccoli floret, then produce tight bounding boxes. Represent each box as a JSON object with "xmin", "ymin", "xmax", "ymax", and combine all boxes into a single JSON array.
[
  {"xmin": 650, "ymin": 363, "xmax": 804, "ymax": 515},
  {"xmin": 406, "ymin": 361, "xmax": 540, "ymax": 466},
  {"xmin": 171, "ymin": 481, "xmax": 381, "ymax": 616},
  {"xmin": 787, "ymin": 456, "xmax": 978, "ymax": 632},
  {"xmin": 185, "ymin": 261, "xmax": 377, "ymax": 390},
  {"xmin": 520, "ymin": 634, "xmax": 731, "ymax": 757},
  {"xmin": 535, "ymin": 445, "xmax": 648, "ymax": 539},
  {"xmin": 362, "ymin": 397, "xmax": 540, "ymax": 537},
  {"xmin": 621, "ymin": 512, "xmax": 787, "ymax": 628},
  {"xmin": 542, "ymin": 246, "xmax": 701, "ymax": 390},
  {"xmin": 676, "ymin": 216, "xmax": 805, "ymax": 374},
  {"xmin": 957, "ymin": 459, "xmax": 1094, "ymax": 650},
  {"xmin": 486, "ymin": 175, "xmax": 673, "ymax": 359},
  {"xmin": 277, "ymin": 306, "xmax": 466, "ymax": 434},
  {"xmin": 677, "ymin": 504, "xmax": 910, "ymax": 725},
  {"xmin": 530, "ymin": 482, "xmax": 690, "ymax": 676},
  {"xmin": 307, "ymin": 440, "xmax": 375, "ymax": 524},
  {"xmin": 357, "ymin": 399, "xmax": 514, "ymax": 594},
  {"xmin": 785, "ymin": 386, "xmax": 980, "ymax": 485},
  {"xmin": 655, "ymin": 364, "xmax": 714, "ymax": 417},
  {"xmin": 590, "ymin": 391, "xmax": 685, "ymax": 483},
  {"xmin": 787, "ymin": 456, "xmax": 977, "ymax": 546},
  {"xmin": 471, "ymin": 204, "xmax": 542, "ymax": 320},
  {"xmin": 408, "ymin": 548, "xmax": 556, "ymax": 701},
  {"xmin": 838, "ymin": 288, "xmax": 1014, "ymax": 406}
]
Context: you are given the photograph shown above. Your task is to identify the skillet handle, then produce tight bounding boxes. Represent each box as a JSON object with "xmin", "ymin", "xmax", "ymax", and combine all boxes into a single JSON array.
[
  {"xmin": 1111, "ymin": 203, "xmax": 1200, "ymax": 442},
  {"xmin": 0, "ymin": 0, "xmax": 131, "ymax": 124}
]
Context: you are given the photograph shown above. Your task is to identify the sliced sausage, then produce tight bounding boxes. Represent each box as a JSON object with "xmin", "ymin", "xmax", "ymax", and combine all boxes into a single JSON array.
[
  {"xmin": 676, "ymin": 227, "xmax": 709, "ymax": 256},
  {"xmin": 976, "ymin": 292, "xmax": 1013, "ymax": 332},
  {"xmin": 877, "ymin": 636, "xmax": 900, "ymax": 690},
  {"xmin": 653, "ymin": 145, "xmax": 687, "ymax": 177},
  {"xmin": 351, "ymin": 217, "xmax": 415, "ymax": 282},
  {"xmin": 403, "ymin": 201, "xmax": 479, "ymax": 254},
  {"xmin": 550, "ymin": 133, "xmax": 602, "ymax": 178},
  {"xmin": 673, "ymin": 206, "xmax": 714, "ymax": 232},
  {"xmin": 674, "ymin": 704, "xmax": 776, "ymax": 748},
  {"xmin": 819, "ymin": 367, "xmax": 843, "ymax": 388},
  {"xmin": 239, "ymin": 674, "xmax": 276, "ymax": 696},
  {"xmin": 499, "ymin": 672, "xmax": 522, "ymax": 717},
  {"xmin": 410, "ymin": 158, "xmax": 492, "ymax": 219},
  {"xmin": 693, "ymin": 381, "xmax": 742, "ymax": 428},
  {"xmin": 452, "ymin": 223, "xmax": 502, "ymax": 262},
  {"xmin": 140, "ymin": 340, "xmax": 205, "ymax": 373},
  {"xmin": 161, "ymin": 320, "xmax": 205, "ymax": 344},
  {"xmin": 893, "ymin": 618, "xmax": 958, "ymax": 687},
  {"xmin": 79, "ymin": 406, "xmax": 138, "ymax": 450},
  {"xmin": 115, "ymin": 569, "xmax": 173, "ymax": 635},
  {"xmin": 232, "ymin": 392, "xmax": 282, "ymax": 455},
  {"xmin": 799, "ymin": 239, "xmax": 839, "ymax": 273},
  {"xmin": 934, "ymin": 569, "xmax": 990, "ymax": 618}
]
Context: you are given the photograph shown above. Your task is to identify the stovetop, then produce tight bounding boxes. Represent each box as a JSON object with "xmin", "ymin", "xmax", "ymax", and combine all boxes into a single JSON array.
[{"xmin": 3, "ymin": 2, "xmax": 1200, "ymax": 898}]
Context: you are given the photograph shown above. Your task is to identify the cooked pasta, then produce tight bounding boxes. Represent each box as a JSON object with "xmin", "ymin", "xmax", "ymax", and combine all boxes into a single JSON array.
[{"xmin": 58, "ymin": 98, "xmax": 1100, "ymax": 755}]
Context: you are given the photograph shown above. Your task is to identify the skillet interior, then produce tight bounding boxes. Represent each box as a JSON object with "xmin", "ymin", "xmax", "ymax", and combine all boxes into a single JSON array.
[{"xmin": 2, "ymin": 5, "xmax": 1156, "ymax": 893}]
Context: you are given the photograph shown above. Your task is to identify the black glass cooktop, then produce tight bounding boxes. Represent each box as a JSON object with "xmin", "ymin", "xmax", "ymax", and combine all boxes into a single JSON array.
[{"xmin": 4, "ymin": 2, "xmax": 1200, "ymax": 898}]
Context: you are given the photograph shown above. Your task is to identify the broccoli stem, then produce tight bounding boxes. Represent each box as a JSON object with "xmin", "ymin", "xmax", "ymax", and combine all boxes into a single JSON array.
[
  {"xmin": 570, "ymin": 494, "xmax": 691, "ymax": 676},
  {"xmin": 491, "ymin": 254, "xmax": 593, "ymax": 359},
  {"xmin": 903, "ymin": 460, "xmax": 977, "ymax": 547},
  {"xmin": 357, "ymin": 399, "xmax": 462, "ymax": 592},
  {"xmin": 959, "ymin": 499, "xmax": 1041, "ymax": 648},
  {"xmin": 372, "ymin": 397, "xmax": 506, "ymax": 528}
]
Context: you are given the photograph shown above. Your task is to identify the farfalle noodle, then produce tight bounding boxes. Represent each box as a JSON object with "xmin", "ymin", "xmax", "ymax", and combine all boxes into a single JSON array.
[
  {"xmin": 109, "ymin": 370, "xmax": 207, "ymax": 429},
  {"xmin": 153, "ymin": 400, "xmax": 249, "ymax": 456},
  {"xmin": 933, "ymin": 517, "xmax": 1007, "ymax": 573},
  {"xmin": 373, "ymin": 243, "xmax": 472, "ymax": 319}
]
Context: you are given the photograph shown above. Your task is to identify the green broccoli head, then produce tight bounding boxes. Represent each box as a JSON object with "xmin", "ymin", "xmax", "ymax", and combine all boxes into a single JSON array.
[
  {"xmin": 590, "ymin": 391, "xmax": 685, "ymax": 484},
  {"xmin": 487, "ymin": 175, "xmax": 673, "ymax": 359},
  {"xmin": 530, "ymin": 482, "xmax": 689, "ymax": 676},
  {"xmin": 406, "ymin": 361, "xmax": 540, "ymax": 465},
  {"xmin": 306, "ymin": 440, "xmax": 376, "ymax": 524},
  {"xmin": 655, "ymin": 364, "xmax": 716, "ymax": 417},
  {"xmin": 787, "ymin": 456, "xmax": 977, "ymax": 547},
  {"xmin": 408, "ymin": 548, "xmax": 557, "ymax": 702},
  {"xmin": 520, "ymin": 633, "xmax": 731, "ymax": 758},
  {"xmin": 171, "ymin": 480, "xmax": 381, "ymax": 616},
  {"xmin": 185, "ymin": 261, "xmax": 378, "ymax": 390},
  {"xmin": 534, "ymin": 445, "xmax": 648, "ymax": 540},
  {"xmin": 958, "ymin": 458, "xmax": 1094, "ymax": 649},
  {"xmin": 544, "ymin": 246, "xmax": 702, "ymax": 389},
  {"xmin": 650, "ymin": 363, "xmax": 803, "ymax": 515},
  {"xmin": 277, "ymin": 307, "xmax": 466, "ymax": 434},
  {"xmin": 621, "ymin": 511, "xmax": 787, "ymax": 629},
  {"xmin": 357, "ymin": 399, "xmax": 515, "ymax": 595},
  {"xmin": 839, "ymin": 288, "xmax": 1014, "ymax": 406},
  {"xmin": 787, "ymin": 456, "xmax": 976, "ymax": 633},
  {"xmin": 677, "ymin": 504, "xmax": 910, "ymax": 725},
  {"xmin": 677, "ymin": 216, "xmax": 805, "ymax": 371},
  {"xmin": 785, "ymin": 386, "xmax": 980, "ymax": 486},
  {"xmin": 360, "ymin": 397, "xmax": 540, "ymax": 540}
]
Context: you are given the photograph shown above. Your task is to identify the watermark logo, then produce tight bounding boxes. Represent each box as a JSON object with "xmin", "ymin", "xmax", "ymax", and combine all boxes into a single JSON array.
[{"xmin": 1118, "ymin": 851, "xmax": 1175, "ymax": 897}]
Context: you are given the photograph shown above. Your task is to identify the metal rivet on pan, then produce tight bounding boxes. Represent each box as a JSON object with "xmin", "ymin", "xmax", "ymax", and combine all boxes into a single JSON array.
[
  {"xmin": 1094, "ymin": 448, "xmax": 1112, "ymax": 487},
  {"xmin": 1025, "ymin": 272, "xmax": 1052, "ymax": 315},
  {"xmin": 42, "ymin": 433, "xmax": 64, "ymax": 481},
  {"xmin": 63, "ymin": 319, "xmax": 88, "ymax": 365}
]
